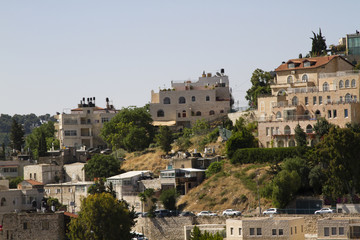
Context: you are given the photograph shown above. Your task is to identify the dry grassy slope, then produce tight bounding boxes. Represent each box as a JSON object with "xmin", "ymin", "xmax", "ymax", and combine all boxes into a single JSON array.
[
  {"xmin": 121, "ymin": 149, "xmax": 169, "ymax": 176},
  {"xmin": 177, "ymin": 162, "xmax": 272, "ymax": 215}
]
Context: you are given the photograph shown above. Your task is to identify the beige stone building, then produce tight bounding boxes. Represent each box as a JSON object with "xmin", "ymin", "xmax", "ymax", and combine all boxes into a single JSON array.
[
  {"xmin": 257, "ymin": 55, "xmax": 360, "ymax": 147},
  {"xmin": 150, "ymin": 69, "xmax": 231, "ymax": 129},
  {"xmin": 54, "ymin": 97, "xmax": 117, "ymax": 149},
  {"xmin": 317, "ymin": 217, "xmax": 360, "ymax": 239},
  {"xmin": 24, "ymin": 164, "xmax": 62, "ymax": 185},
  {"xmin": 226, "ymin": 217, "xmax": 305, "ymax": 240},
  {"xmin": 44, "ymin": 181, "xmax": 94, "ymax": 213}
]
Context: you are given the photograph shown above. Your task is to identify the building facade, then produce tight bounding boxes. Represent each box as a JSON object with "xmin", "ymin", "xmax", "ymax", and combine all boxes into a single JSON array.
[
  {"xmin": 257, "ymin": 55, "xmax": 359, "ymax": 147},
  {"xmin": 150, "ymin": 69, "xmax": 231, "ymax": 128},
  {"xmin": 317, "ymin": 217, "xmax": 360, "ymax": 239},
  {"xmin": 226, "ymin": 217, "xmax": 305, "ymax": 240},
  {"xmin": 24, "ymin": 164, "xmax": 62, "ymax": 185},
  {"xmin": 55, "ymin": 97, "xmax": 117, "ymax": 149}
]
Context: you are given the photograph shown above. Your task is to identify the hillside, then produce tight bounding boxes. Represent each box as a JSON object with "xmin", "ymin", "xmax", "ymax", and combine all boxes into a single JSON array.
[{"xmin": 177, "ymin": 161, "xmax": 272, "ymax": 214}]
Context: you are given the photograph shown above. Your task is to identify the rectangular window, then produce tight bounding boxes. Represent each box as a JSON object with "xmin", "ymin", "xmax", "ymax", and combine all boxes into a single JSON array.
[
  {"xmin": 238, "ymin": 228, "xmax": 242, "ymax": 235},
  {"xmin": 42, "ymin": 221, "xmax": 49, "ymax": 230},
  {"xmin": 327, "ymin": 96, "xmax": 331, "ymax": 103},
  {"xmin": 279, "ymin": 229, "xmax": 283, "ymax": 235},
  {"xmin": 332, "ymin": 227, "xmax": 337, "ymax": 235},
  {"xmin": 23, "ymin": 222, "xmax": 28, "ymax": 230},
  {"xmin": 34, "ymin": 173, "xmax": 36, "ymax": 180},
  {"xmin": 328, "ymin": 110, "xmax": 332, "ymax": 118},
  {"xmin": 56, "ymin": 189, "xmax": 61, "ymax": 194},
  {"xmin": 250, "ymin": 228, "xmax": 255, "ymax": 235},
  {"xmin": 94, "ymin": 120, "xmax": 99, "ymax": 123},
  {"xmin": 271, "ymin": 127, "xmax": 274, "ymax": 136},
  {"xmin": 333, "ymin": 110, "xmax": 337, "ymax": 118},
  {"xmin": 313, "ymin": 96, "xmax": 317, "ymax": 105},
  {"xmin": 305, "ymin": 97, "xmax": 308, "ymax": 105},
  {"xmin": 301, "ymin": 225, "xmax": 303, "ymax": 233},
  {"xmin": 272, "ymin": 229, "xmax": 277, "ymax": 235},
  {"xmin": 291, "ymin": 227, "xmax": 293, "ymax": 235},
  {"xmin": 266, "ymin": 127, "xmax": 269, "ymax": 136},
  {"xmin": 64, "ymin": 130, "xmax": 77, "ymax": 136},
  {"xmin": 339, "ymin": 227, "xmax": 344, "ymax": 235},
  {"xmin": 319, "ymin": 96, "xmax": 323, "ymax": 104},
  {"xmin": 324, "ymin": 227, "xmax": 329, "ymax": 236},
  {"xmin": 295, "ymin": 226, "xmax": 297, "ymax": 234},
  {"xmin": 256, "ymin": 228, "xmax": 262, "ymax": 235},
  {"xmin": 101, "ymin": 117, "xmax": 109, "ymax": 123},
  {"xmin": 345, "ymin": 109, "xmax": 348, "ymax": 118},
  {"xmin": 230, "ymin": 227, "xmax": 233, "ymax": 235}
]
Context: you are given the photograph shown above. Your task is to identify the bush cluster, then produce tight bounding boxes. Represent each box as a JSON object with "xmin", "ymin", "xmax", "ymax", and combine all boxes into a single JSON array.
[{"xmin": 230, "ymin": 147, "xmax": 300, "ymax": 164}]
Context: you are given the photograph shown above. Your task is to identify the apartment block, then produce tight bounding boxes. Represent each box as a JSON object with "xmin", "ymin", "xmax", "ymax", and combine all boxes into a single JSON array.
[
  {"xmin": 55, "ymin": 97, "xmax": 117, "ymax": 149},
  {"xmin": 317, "ymin": 217, "xmax": 360, "ymax": 239},
  {"xmin": 257, "ymin": 55, "xmax": 359, "ymax": 147},
  {"xmin": 150, "ymin": 69, "xmax": 231, "ymax": 129},
  {"xmin": 226, "ymin": 217, "xmax": 305, "ymax": 240}
]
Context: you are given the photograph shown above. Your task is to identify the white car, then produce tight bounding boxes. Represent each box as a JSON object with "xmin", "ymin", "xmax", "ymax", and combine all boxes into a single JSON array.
[
  {"xmin": 263, "ymin": 208, "xmax": 278, "ymax": 215},
  {"xmin": 222, "ymin": 209, "xmax": 241, "ymax": 216},
  {"xmin": 197, "ymin": 211, "xmax": 217, "ymax": 216},
  {"xmin": 314, "ymin": 208, "xmax": 334, "ymax": 214}
]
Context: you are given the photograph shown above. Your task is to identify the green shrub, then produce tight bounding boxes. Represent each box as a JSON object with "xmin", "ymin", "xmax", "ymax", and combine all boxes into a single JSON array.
[
  {"xmin": 230, "ymin": 147, "xmax": 301, "ymax": 165},
  {"xmin": 205, "ymin": 161, "xmax": 223, "ymax": 178}
]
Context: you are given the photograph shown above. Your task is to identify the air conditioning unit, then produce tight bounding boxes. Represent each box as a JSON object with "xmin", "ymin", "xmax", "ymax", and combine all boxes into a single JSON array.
[{"xmin": 291, "ymin": 71, "xmax": 296, "ymax": 74}]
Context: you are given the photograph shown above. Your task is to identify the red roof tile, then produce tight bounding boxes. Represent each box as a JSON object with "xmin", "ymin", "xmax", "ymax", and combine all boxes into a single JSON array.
[
  {"xmin": 276, "ymin": 55, "xmax": 339, "ymax": 72},
  {"xmin": 64, "ymin": 212, "xmax": 78, "ymax": 218},
  {"xmin": 24, "ymin": 180, "xmax": 44, "ymax": 185}
]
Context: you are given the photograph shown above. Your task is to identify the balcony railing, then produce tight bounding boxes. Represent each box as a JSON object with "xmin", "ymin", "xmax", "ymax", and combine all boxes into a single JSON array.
[
  {"xmin": 287, "ymin": 86, "xmax": 319, "ymax": 94},
  {"xmin": 259, "ymin": 114, "xmax": 318, "ymax": 122},
  {"xmin": 319, "ymin": 70, "xmax": 360, "ymax": 79}
]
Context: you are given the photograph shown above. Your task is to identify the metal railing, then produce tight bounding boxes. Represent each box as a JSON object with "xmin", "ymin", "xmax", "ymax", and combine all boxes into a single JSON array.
[{"xmin": 319, "ymin": 70, "xmax": 360, "ymax": 79}]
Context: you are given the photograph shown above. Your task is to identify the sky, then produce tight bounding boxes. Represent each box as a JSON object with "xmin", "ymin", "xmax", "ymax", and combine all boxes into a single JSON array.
[{"xmin": 1, "ymin": 1, "xmax": 360, "ymax": 115}]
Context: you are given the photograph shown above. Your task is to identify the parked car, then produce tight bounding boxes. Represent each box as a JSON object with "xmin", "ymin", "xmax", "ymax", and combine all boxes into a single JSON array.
[
  {"xmin": 197, "ymin": 211, "xmax": 217, "ymax": 217},
  {"xmin": 131, "ymin": 231, "xmax": 148, "ymax": 240},
  {"xmin": 169, "ymin": 210, "xmax": 180, "ymax": 216},
  {"xmin": 180, "ymin": 211, "xmax": 195, "ymax": 217},
  {"xmin": 100, "ymin": 148, "xmax": 112, "ymax": 154},
  {"xmin": 155, "ymin": 209, "xmax": 171, "ymax": 217},
  {"xmin": 222, "ymin": 209, "xmax": 241, "ymax": 216},
  {"xmin": 314, "ymin": 208, "xmax": 334, "ymax": 214},
  {"xmin": 263, "ymin": 208, "xmax": 278, "ymax": 215},
  {"xmin": 135, "ymin": 212, "xmax": 148, "ymax": 217}
]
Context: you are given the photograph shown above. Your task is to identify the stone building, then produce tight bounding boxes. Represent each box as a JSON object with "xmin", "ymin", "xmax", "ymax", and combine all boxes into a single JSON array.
[
  {"xmin": 0, "ymin": 159, "xmax": 34, "ymax": 179},
  {"xmin": 226, "ymin": 217, "xmax": 305, "ymax": 240},
  {"xmin": 24, "ymin": 164, "xmax": 62, "ymax": 185},
  {"xmin": 1, "ymin": 212, "xmax": 65, "ymax": 240},
  {"xmin": 317, "ymin": 217, "xmax": 360, "ymax": 239},
  {"xmin": 54, "ymin": 97, "xmax": 117, "ymax": 149},
  {"xmin": 150, "ymin": 69, "xmax": 231, "ymax": 129},
  {"xmin": 256, "ymin": 55, "xmax": 360, "ymax": 148}
]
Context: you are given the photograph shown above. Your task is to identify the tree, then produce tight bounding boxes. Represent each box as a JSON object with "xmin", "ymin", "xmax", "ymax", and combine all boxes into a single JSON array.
[
  {"xmin": 84, "ymin": 154, "xmax": 122, "ymax": 180},
  {"xmin": 46, "ymin": 197, "xmax": 66, "ymax": 211},
  {"xmin": 192, "ymin": 119, "xmax": 210, "ymax": 135},
  {"xmin": 313, "ymin": 118, "xmax": 334, "ymax": 139},
  {"xmin": 245, "ymin": 69, "xmax": 272, "ymax": 108},
  {"xmin": 155, "ymin": 126, "xmax": 173, "ymax": 154},
  {"xmin": 271, "ymin": 170, "xmax": 301, "ymax": 208},
  {"xmin": 159, "ymin": 188, "xmax": 178, "ymax": 210},
  {"xmin": 8, "ymin": 176, "xmax": 23, "ymax": 189},
  {"xmin": 139, "ymin": 188, "xmax": 157, "ymax": 216},
  {"xmin": 25, "ymin": 121, "xmax": 59, "ymax": 159},
  {"xmin": 226, "ymin": 118, "xmax": 257, "ymax": 159},
  {"xmin": 190, "ymin": 225, "xmax": 224, "ymax": 240},
  {"xmin": 312, "ymin": 127, "xmax": 360, "ymax": 202},
  {"xmin": 10, "ymin": 119, "xmax": 24, "ymax": 151},
  {"xmin": 205, "ymin": 161, "xmax": 223, "ymax": 178},
  {"xmin": 101, "ymin": 107, "xmax": 154, "ymax": 152},
  {"xmin": 294, "ymin": 124, "xmax": 307, "ymax": 147},
  {"xmin": 67, "ymin": 192, "xmax": 136, "ymax": 240},
  {"xmin": 88, "ymin": 178, "xmax": 116, "ymax": 198},
  {"xmin": 282, "ymin": 157, "xmax": 310, "ymax": 191},
  {"xmin": 310, "ymin": 28, "xmax": 327, "ymax": 56}
]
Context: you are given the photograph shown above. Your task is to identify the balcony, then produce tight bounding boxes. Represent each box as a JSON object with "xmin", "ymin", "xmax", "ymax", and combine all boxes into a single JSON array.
[{"xmin": 319, "ymin": 70, "xmax": 360, "ymax": 79}]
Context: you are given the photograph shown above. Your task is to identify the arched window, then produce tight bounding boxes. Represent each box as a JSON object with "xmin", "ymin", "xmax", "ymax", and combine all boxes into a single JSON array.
[
  {"xmin": 1, "ymin": 197, "xmax": 6, "ymax": 206},
  {"xmin": 302, "ymin": 74, "xmax": 308, "ymax": 82},
  {"xmin": 276, "ymin": 111, "xmax": 281, "ymax": 119},
  {"xmin": 306, "ymin": 124, "xmax": 313, "ymax": 133},
  {"xmin": 289, "ymin": 140, "xmax": 295, "ymax": 147},
  {"xmin": 284, "ymin": 125, "xmax": 291, "ymax": 135},
  {"xmin": 192, "ymin": 96, "xmax": 196, "ymax": 102},
  {"xmin": 163, "ymin": 97, "xmax": 170, "ymax": 104},
  {"xmin": 182, "ymin": 110, "xmax": 186, "ymax": 118},
  {"xmin": 157, "ymin": 110, "xmax": 164, "ymax": 117},
  {"xmin": 352, "ymin": 79, "xmax": 356, "ymax": 88},
  {"xmin": 287, "ymin": 76, "xmax": 293, "ymax": 84},
  {"xmin": 345, "ymin": 93, "xmax": 352, "ymax": 103},
  {"xmin": 323, "ymin": 82, "xmax": 329, "ymax": 91},
  {"xmin": 339, "ymin": 80, "xmax": 344, "ymax": 89},
  {"xmin": 292, "ymin": 96, "xmax": 298, "ymax": 106},
  {"xmin": 315, "ymin": 110, "xmax": 321, "ymax": 118},
  {"xmin": 277, "ymin": 141, "xmax": 284, "ymax": 147},
  {"xmin": 345, "ymin": 80, "xmax": 350, "ymax": 88},
  {"xmin": 206, "ymin": 96, "xmax": 210, "ymax": 101},
  {"xmin": 209, "ymin": 110, "xmax": 215, "ymax": 115},
  {"xmin": 196, "ymin": 111, "xmax": 201, "ymax": 116},
  {"xmin": 179, "ymin": 97, "xmax": 186, "ymax": 104}
]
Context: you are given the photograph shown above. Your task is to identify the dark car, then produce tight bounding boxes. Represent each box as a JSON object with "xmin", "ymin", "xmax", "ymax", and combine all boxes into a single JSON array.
[
  {"xmin": 169, "ymin": 210, "xmax": 180, "ymax": 216},
  {"xmin": 180, "ymin": 211, "xmax": 195, "ymax": 217},
  {"xmin": 155, "ymin": 209, "xmax": 171, "ymax": 217}
]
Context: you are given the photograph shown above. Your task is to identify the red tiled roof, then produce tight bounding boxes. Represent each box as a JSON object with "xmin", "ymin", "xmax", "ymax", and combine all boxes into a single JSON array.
[
  {"xmin": 24, "ymin": 179, "xmax": 44, "ymax": 185},
  {"xmin": 64, "ymin": 212, "xmax": 78, "ymax": 218},
  {"xmin": 276, "ymin": 55, "xmax": 339, "ymax": 72}
]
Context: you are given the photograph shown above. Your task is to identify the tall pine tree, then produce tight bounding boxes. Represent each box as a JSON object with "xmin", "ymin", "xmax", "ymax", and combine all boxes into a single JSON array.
[{"xmin": 10, "ymin": 119, "xmax": 24, "ymax": 151}]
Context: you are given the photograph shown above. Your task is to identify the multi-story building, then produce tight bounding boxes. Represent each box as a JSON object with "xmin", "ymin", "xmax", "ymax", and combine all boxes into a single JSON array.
[
  {"xmin": 317, "ymin": 217, "xmax": 360, "ymax": 239},
  {"xmin": 150, "ymin": 69, "xmax": 232, "ymax": 129},
  {"xmin": 24, "ymin": 164, "xmax": 62, "ymax": 185},
  {"xmin": 257, "ymin": 55, "xmax": 359, "ymax": 148},
  {"xmin": 54, "ymin": 97, "xmax": 117, "ymax": 149},
  {"xmin": 226, "ymin": 217, "xmax": 305, "ymax": 240}
]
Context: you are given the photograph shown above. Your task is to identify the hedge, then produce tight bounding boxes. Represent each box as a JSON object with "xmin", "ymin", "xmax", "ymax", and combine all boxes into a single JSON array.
[{"xmin": 230, "ymin": 147, "xmax": 303, "ymax": 164}]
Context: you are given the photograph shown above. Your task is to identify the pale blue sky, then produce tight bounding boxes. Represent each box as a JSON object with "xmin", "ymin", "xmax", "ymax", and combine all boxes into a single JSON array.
[{"xmin": 1, "ymin": 1, "xmax": 359, "ymax": 115}]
